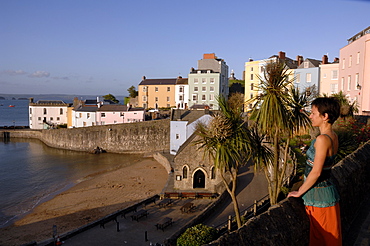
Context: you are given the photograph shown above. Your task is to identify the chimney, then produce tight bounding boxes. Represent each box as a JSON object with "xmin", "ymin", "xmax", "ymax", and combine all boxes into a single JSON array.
[
  {"xmin": 203, "ymin": 53, "xmax": 216, "ymax": 59},
  {"xmin": 334, "ymin": 57, "xmax": 339, "ymax": 63},
  {"xmin": 29, "ymin": 97, "xmax": 34, "ymax": 103},
  {"xmin": 249, "ymin": 58, "xmax": 254, "ymax": 62},
  {"xmin": 278, "ymin": 51, "xmax": 286, "ymax": 60},
  {"xmin": 297, "ymin": 56, "xmax": 303, "ymax": 66},
  {"xmin": 142, "ymin": 76, "xmax": 146, "ymax": 80},
  {"xmin": 322, "ymin": 55, "xmax": 329, "ymax": 64}
]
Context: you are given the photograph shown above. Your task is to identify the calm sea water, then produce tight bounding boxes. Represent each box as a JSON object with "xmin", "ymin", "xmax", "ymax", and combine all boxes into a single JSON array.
[
  {"xmin": 0, "ymin": 138, "xmax": 143, "ymax": 228},
  {"xmin": 0, "ymin": 99, "xmax": 29, "ymax": 127}
]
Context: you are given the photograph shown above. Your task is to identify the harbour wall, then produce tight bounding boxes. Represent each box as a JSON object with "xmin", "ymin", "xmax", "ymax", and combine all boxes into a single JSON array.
[
  {"xmin": 1, "ymin": 119, "xmax": 170, "ymax": 154},
  {"xmin": 209, "ymin": 140, "xmax": 370, "ymax": 245}
]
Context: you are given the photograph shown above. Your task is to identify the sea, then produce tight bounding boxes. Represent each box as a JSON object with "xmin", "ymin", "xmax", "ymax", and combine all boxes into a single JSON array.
[{"xmin": 0, "ymin": 96, "xmax": 141, "ymax": 228}]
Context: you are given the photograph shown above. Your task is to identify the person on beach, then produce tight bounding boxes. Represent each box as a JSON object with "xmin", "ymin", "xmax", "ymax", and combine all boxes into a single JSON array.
[{"xmin": 288, "ymin": 97, "xmax": 342, "ymax": 246}]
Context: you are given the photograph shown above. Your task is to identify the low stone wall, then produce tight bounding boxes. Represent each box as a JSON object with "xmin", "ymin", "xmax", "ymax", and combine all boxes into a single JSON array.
[
  {"xmin": 1, "ymin": 120, "xmax": 170, "ymax": 154},
  {"xmin": 209, "ymin": 141, "xmax": 370, "ymax": 246}
]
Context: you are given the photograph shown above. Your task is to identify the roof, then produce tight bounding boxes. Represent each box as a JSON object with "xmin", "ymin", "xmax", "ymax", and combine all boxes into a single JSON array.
[
  {"xmin": 268, "ymin": 55, "xmax": 298, "ymax": 69},
  {"xmin": 139, "ymin": 78, "xmax": 177, "ymax": 86},
  {"xmin": 97, "ymin": 104, "xmax": 128, "ymax": 111},
  {"xmin": 75, "ymin": 106, "xmax": 98, "ymax": 112},
  {"xmin": 171, "ymin": 109, "xmax": 216, "ymax": 124},
  {"xmin": 176, "ymin": 78, "xmax": 188, "ymax": 85},
  {"xmin": 297, "ymin": 58, "xmax": 322, "ymax": 69},
  {"xmin": 34, "ymin": 100, "xmax": 68, "ymax": 105}
]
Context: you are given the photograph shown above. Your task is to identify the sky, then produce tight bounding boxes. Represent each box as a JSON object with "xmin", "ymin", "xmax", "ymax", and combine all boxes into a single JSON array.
[{"xmin": 1, "ymin": 0, "xmax": 369, "ymax": 96}]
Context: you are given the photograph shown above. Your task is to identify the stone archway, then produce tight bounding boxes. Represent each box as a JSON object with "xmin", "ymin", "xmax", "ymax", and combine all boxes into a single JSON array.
[{"xmin": 193, "ymin": 169, "xmax": 205, "ymax": 188}]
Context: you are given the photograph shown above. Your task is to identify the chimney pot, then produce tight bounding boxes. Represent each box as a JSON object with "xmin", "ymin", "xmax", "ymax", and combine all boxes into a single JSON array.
[
  {"xmin": 142, "ymin": 76, "xmax": 146, "ymax": 80},
  {"xmin": 278, "ymin": 51, "xmax": 286, "ymax": 60},
  {"xmin": 322, "ymin": 55, "xmax": 329, "ymax": 64}
]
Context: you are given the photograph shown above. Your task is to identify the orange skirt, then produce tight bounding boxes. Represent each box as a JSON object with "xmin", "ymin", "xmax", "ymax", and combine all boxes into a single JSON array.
[{"xmin": 305, "ymin": 203, "xmax": 342, "ymax": 246}]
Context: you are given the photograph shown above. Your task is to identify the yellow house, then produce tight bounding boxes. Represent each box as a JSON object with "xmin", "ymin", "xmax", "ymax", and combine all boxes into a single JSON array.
[
  {"xmin": 244, "ymin": 51, "xmax": 299, "ymax": 112},
  {"xmin": 138, "ymin": 76, "xmax": 178, "ymax": 109}
]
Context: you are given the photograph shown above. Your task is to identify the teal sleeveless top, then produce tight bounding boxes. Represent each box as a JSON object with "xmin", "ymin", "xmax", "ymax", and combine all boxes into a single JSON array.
[{"xmin": 302, "ymin": 134, "xmax": 340, "ymax": 207}]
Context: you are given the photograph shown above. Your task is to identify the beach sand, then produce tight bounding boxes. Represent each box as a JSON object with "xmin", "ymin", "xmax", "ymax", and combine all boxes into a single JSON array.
[{"xmin": 0, "ymin": 158, "xmax": 168, "ymax": 246}]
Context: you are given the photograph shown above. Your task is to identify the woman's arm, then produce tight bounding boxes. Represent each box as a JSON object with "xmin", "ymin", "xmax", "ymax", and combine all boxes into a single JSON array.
[{"xmin": 288, "ymin": 135, "xmax": 330, "ymax": 198}]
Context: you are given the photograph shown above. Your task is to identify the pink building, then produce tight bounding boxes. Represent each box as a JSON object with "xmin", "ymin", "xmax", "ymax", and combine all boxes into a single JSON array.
[
  {"xmin": 339, "ymin": 26, "xmax": 370, "ymax": 115},
  {"xmin": 96, "ymin": 104, "xmax": 145, "ymax": 125}
]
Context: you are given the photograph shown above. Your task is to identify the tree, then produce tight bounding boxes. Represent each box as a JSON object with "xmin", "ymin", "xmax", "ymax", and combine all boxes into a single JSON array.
[
  {"xmin": 248, "ymin": 60, "xmax": 311, "ymax": 205},
  {"xmin": 195, "ymin": 94, "xmax": 249, "ymax": 228},
  {"xmin": 103, "ymin": 94, "xmax": 119, "ymax": 104},
  {"xmin": 329, "ymin": 91, "xmax": 358, "ymax": 118},
  {"xmin": 177, "ymin": 224, "xmax": 218, "ymax": 246},
  {"xmin": 127, "ymin": 86, "xmax": 138, "ymax": 98}
]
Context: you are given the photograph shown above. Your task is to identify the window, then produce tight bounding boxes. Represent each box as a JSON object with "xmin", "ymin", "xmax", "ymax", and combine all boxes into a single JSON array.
[
  {"xmin": 179, "ymin": 87, "xmax": 183, "ymax": 93},
  {"xmin": 142, "ymin": 95, "xmax": 147, "ymax": 102},
  {"xmin": 194, "ymin": 78, "xmax": 198, "ymax": 84},
  {"xmin": 331, "ymin": 70, "xmax": 338, "ymax": 80},
  {"xmin": 167, "ymin": 87, "xmax": 170, "ymax": 92},
  {"xmin": 251, "ymin": 83, "xmax": 254, "ymax": 90},
  {"xmin": 38, "ymin": 117, "xmax": 41, "ymax": 121},
  {"xmin": 210, "ymin": 86, "xmax": 214, "ymax": 92},
  {"xmin": 357, "ymin": 52, "xmax": 360, "ymax": 64},
  {"xmin": 155, "ymin": 97, "xmax": 158, "ymax": 102},
  {"xmin": 60, "ymin": 108, "xmax": 63, "ymax": 115},
  {"xmin": 79, "ymin": 113, "xmax": 82, "ymax": 118},
  {"xmin": 167, "ymin": 97, "xmax": 170, "ymax": 102},
  {"xmin": 202, "ymin": 87, "xmax": 206, "ymax": 92},
  {"xmin": 167, "ymin": 104, "xmax": 170, "ymax": 107},
  {"xmin": 143, "ymin": 86, "xmax": 147, "ymax": 92},
  {"xmin": 306, "ymin": 73, "xmax": 312, "ymax": 82},
  {"xmin": 209, "ymin": 94, "xmax": 214, "ymax": 101},
  {"xmin": 330, "ymin": 84, "xmax": 338, "ymax": 94},
  {"xmin": 304, "ymin": 61, "xmax": 309, "ymax": 68},
  {"xmin": 355, "ymin": 73, "xmax": 359, "ymax": 89},
  {"xmin": 87, "ymin": 113, "xmax": 90, "ymax": 119},
  {"xmin": 179, "ymin": 95, "xmax": 183, "ymax": 100},
  {"xmin": 250, "ymin": 93, "xmax": 254, "ymax": 99},
  {"xmin": 210, "ymin": 78, "xmax": 215, "ymax": 83},
  {"xmin": 155, "ymin": 87, "xmax": 158, "ymax": 92},
  {"xmin": 251, "ymin": 67, "xmax": 253, "ymax": 72},
  {"xmin": 323, "ymin": 73, "xmax": 327, "ymax": 79},
  {"xmin": 250, "ymin": 74, "xmax": 254, "ymax": 80},
  {"xmin": 348, "ymin": 76, "xmax": 351, "ymax": 91},
  {"xmin": 192, "ymin": 95, "xmax": 197, "ymax": 101},
  {"xmin": 57, "ymin": 117, "xmax": 60, "ymax": 121},
  {"xmin": 202, "ymin": 95, "xmax": 206, "ymax": 101},
  {"xmin": 30, "ymin": 108, "xmax": 32, "ymax": 114},
  {"xmin": 194, "ymin": 87, "xmax": 198, "ymax": 92},
  {"xmin": 183, "ymin": 166, "xmax": 188, "ymax": 179},
  {"xmin": 342, "ymin": 59, "xmax": 345, "ymax": 69},
  {"xmin": 211, "ymin": 167, "xmax": 216, "ymax": 179},
  {"xmin": 341, "ymin": 77, "xmax": 344, "ymax": 91},
  {"xmin": 296, "ymin": 74, "xmax": 300, "ymax": 83},
  {"xmin": 176, "ymin": 134, "xmax": 179, "ymax": 139},
  {"xmin": 202, "ymin": 78, "xmax": 206, "ymax": 84},
  {"xmin": 349, "ymin": 55, "xmax": 352, "ymax": 67},
  {"xmin": 50, "ymin": 117, "xmax": 53, "ymax": 121},
  {"xmin": 43, "ymin": 108, "xmax": 47, "ymax": 114},
  {"xmin": 101, "ymin": 113, "xmax": 106, "ymax": 117}
]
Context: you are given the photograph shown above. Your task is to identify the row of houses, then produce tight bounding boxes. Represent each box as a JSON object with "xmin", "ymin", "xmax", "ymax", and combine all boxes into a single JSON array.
[
  {"xmin": 245, "ymin": 26, "xmax": 370, "ymax": 114},
  {"xmin": 29, "ymin": 97, "xmax": 145, "ymax": 129}
]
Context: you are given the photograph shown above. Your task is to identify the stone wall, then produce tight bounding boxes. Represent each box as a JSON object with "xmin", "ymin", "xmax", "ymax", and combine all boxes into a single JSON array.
[
  {"xmin": 1, "ymin": 120, "xmax": 170, "ymax": 154},
  {"xmin": 209, "ymin": 141, "xmax": 370, "ymax": 246}
]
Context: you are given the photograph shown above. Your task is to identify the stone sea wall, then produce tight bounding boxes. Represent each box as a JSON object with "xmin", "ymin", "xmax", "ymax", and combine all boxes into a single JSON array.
[
  {"xmin": 1, "ymin": 119, "xmax": 170, "ymax": 154},
  {"xmin": 209, "ymin": 140, "xmax": 370, "ymax": 246}
]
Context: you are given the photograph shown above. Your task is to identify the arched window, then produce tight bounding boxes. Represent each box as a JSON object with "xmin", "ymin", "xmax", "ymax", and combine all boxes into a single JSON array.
[
  {"xmin": 183, "ymin": 166, "xmax": 188, "ymax": 179},
  {"xmin": 211, "ymin": 167, "xmax": 216, "ymax": 179}
]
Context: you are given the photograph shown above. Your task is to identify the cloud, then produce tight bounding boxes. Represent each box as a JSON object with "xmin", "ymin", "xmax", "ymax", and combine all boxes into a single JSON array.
[
  {"xmin": 1, "ymin": 70, "xmax": 27, "ymax": 76},
  {"xmin": 28, "ymin": 71, "xmax": 50, "ymax": 78},
  {"xmin": 52, "ymin": 76, "xmax": 69, "ymax": 80}
]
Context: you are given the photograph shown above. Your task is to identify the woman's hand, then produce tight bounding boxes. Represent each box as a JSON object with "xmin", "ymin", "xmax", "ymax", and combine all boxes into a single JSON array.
[{"xmin": 288, "ymin": 191, "xmax": 301, "ymax": 198}]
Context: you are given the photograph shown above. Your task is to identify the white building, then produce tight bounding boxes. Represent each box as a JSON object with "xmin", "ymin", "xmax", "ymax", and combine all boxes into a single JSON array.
[
  {"xmin": 175, "ymin": 77, "xmax": 189, "ymax": 109},
  {"xmin": 29, "ymin": 98, "xmax": 69, "ymax": 129}
]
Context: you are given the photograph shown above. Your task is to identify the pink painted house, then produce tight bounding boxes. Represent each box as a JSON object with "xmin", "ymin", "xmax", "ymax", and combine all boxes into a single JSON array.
[
  {"xmin": 339, "ymin": 26, "xmax": 370, "ymax": 115},
  {"xmin": 96, "ymin": 104, "xmax": 145, "ymax": 125}
]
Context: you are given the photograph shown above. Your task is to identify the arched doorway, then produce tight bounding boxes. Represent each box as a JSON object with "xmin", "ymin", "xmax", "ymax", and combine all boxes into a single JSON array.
[{"xmin": 193, "ymin": 170, "xmax": 205, "ymax": 188}]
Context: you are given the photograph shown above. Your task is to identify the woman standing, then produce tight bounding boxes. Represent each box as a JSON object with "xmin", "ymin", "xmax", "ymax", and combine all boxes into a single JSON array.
[{"xmin": 288, "ymin": 97, "xmax": 342, "ymax": 246}]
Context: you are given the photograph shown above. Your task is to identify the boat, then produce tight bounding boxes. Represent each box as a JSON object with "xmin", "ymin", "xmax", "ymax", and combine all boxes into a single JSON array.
[{"xmin": 9, "ymin": 105, "xmax": 15, "ymax": 107}]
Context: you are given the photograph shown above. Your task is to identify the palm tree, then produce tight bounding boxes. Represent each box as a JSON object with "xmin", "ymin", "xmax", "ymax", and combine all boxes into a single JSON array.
[
  {"xmin": 195, "ymin": 94, "xmax": 249, "ymax": 228},
  {"xmin": 248, "ymin": 59, "xmax": 310, "ymax": 205},
  {"xmin": 329, "ymin": 91, "xmax": 359, "ymax": 118}
]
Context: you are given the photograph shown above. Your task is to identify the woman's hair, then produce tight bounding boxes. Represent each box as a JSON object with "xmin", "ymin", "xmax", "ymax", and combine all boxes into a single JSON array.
[{"xmin": 311, "ymin": 97, "xmax": 340, "ymax": 124}]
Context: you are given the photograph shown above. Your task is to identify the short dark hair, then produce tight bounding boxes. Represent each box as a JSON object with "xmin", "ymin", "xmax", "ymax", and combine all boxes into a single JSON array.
[{"xmin": 311, "ymin": 97, "xmax": 340, "ymax": 124}]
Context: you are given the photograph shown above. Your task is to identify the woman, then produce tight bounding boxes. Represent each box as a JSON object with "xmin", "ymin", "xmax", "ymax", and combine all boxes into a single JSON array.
[{"xmin": 288, "ymin": 97, "xmax": 342, "ymax": 246}]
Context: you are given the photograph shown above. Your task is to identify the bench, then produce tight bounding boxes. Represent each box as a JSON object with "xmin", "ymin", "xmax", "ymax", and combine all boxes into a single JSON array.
[
  {"xmin": 164, "ymin": 192, "xmax": 182, "ymax": 199},
  {"xmin": 130, "ymin": 209, "xmax": 149, "ymax": 222},
  {"xmin": 181, "ymin": 192, "xmax": 197, "ymax": 198},
  {"xmin": 196, "ymin": 193, "xmax": 218, "ymax": 199},
  {"xmin": 121, "ymin": 206, "xmax": 138, "ymax": 218},
  {"xmin": 180, "ymin": 202, "xmax": 194, "ymax": 213},
  {"xmin": 155, "ymin": 217, "xmax": 173, "ymax": 231},
  {"xmin": 158, "ymin": 199, "xmax": 173, "ymax": 208},
  {"xmin": 100, "ymin": 216, "xmax": 118, "ymax": 229}
]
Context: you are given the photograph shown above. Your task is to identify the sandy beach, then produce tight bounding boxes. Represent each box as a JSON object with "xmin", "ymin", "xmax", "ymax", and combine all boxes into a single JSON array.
[{"xmin": 0, "ymin": 158, "xmax": 168, "ymax": 246}]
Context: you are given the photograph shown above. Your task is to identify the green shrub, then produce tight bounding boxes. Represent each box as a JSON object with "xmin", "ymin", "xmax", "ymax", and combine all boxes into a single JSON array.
[{"xmin": 177, "ymin": 224, "xmax": 218, "ymax": 246}]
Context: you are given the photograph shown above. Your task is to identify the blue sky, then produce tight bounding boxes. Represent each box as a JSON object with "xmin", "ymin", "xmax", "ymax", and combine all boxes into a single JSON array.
[{"xmin": 1, "ymin": 0, "xmax": 369, "ymax": 96}]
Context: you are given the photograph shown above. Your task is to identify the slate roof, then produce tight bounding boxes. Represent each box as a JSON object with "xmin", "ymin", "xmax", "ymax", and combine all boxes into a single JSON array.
[
  {"xmin": 34, "ymin": 100, "xmax": 68, "ymax": 105},
  {"xmin": 171, "ymin": 109, "xmax": 217, "ymax": 124},
  {"xmin": 297, "ymin": 58, "xmax": 322, "ymax": 68},
  {"xmin": 176, "ymin": 77, "xmax": 188, "ymax": 85},
  {"xmin": 139, "ymin": 78, "xmax": 177, "ymax": 86},
  {"xmin": 75, "ymin": 106, "xmax": 98, "ymax": 112},
  {"xmin": 269, "ymin": 55, "xmax": 298, "ymax": 69}
]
